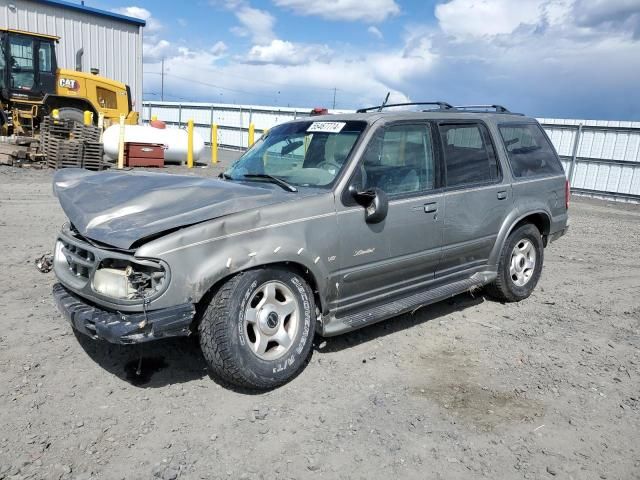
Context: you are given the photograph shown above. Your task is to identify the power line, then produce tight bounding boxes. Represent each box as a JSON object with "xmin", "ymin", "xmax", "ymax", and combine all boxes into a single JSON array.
[
  {"xmin": 144, "ymin": 71, "xmax": 337, "ymax": 106},
  {"xmin": 146, "ymin": 71, "xmax": 278, "ymax": 98},
  {"xmin": 143, "ymin": 66, "xmax": 347, "ymax": 94}
]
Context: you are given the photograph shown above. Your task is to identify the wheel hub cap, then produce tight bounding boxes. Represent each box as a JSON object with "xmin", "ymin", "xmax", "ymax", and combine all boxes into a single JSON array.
[
  {"xmin": 244, "ymin": 281, "xmax": 300, "ymax": 361},
  {"xmin": 259, "ymin": 309, "xmax": 280, "ymax": 334},
  {"xmin": 509, "ymin": 239, "xmax": 536, "ymax": 287}
]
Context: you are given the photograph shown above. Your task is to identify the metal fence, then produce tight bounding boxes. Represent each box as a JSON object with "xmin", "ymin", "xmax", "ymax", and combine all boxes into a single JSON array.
[
  {"xmin": 141, "ymin": 102, "xmax": 640, "ymax": 203},
  {"xmin": 142, "ymin": 102, "xmax": 319, "ymax": 150},
  {"xmin": 538, "ymin": 119, "xmax": 640, "ymax": 203}
]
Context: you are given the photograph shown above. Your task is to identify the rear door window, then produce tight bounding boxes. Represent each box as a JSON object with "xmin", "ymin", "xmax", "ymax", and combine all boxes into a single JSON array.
[
  {"xmin": 499, "ymin": 123, "xmax": 564, "ymax": 178},
  {"xmin": 439, "ymin": 123, "xmax": 500, "ymax": 187}
]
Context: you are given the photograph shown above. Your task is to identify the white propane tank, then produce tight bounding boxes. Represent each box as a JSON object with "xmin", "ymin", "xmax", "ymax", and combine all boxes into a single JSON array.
[{"xmin": 102, "ymin": 124, "xmax": 205, "ymax": 163}]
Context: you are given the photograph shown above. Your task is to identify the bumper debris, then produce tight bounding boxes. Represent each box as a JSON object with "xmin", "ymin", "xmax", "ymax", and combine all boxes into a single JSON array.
[{"xmin": 52, "ymin": 283, "xmax": 195, "ymax": 344}]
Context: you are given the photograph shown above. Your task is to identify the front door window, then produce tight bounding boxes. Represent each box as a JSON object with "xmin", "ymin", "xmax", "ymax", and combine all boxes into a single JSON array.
[
  {"xmin": 361, "ymin": 124, "xmax": 436, "ymax": 196},
  {"xmin": 9, "ymin": 35, "xmax": 35, "ymax": 91}
]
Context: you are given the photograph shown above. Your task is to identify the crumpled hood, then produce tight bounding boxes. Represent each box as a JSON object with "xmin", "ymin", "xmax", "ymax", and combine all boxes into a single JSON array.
[{"xmin": 53, "ymin": 168, "xmax": 295, "ymax": 249}]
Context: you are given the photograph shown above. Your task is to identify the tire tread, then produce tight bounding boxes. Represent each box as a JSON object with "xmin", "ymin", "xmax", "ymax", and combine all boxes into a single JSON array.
[
  {"xmin": 198, "ymin": 269, "xmax": 313, "ymax": 390},
  {"xmin": 486, "ymin": 223, "xmax": 543, "ymax": 303}
]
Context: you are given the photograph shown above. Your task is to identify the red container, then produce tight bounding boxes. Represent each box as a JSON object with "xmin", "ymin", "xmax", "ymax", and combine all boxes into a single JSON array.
[{"xmin": 125, "ymin": 143, "xmax": 165, "ymax": 167}]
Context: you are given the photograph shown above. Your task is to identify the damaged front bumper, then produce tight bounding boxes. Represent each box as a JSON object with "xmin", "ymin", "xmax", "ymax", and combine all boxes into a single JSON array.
[{"xmin": 53, "ymin": 283, "xmax": 195, "ymax": 344}]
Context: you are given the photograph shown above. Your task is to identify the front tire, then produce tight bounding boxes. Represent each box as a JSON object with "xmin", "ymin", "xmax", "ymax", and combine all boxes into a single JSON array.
[
  {"xmin": 486, "ymin": 223, "xmax": 544, "ymax": 302},
  {"xmin": 199, "ymin": 267, "xmax": 316, "ymax": 389},
  {"xmin": 56, "ymin": 107, "xmax": 86, "ymax": 124}
]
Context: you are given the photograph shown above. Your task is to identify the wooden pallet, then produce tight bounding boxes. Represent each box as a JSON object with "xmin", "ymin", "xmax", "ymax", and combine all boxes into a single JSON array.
[
  {"xmin": 71, "ymin": 123, "xmax": 101, "ymax": 143},
  {"xmin": 82, "ymin": 142, "xmax": 107, "ymax": 171},
  {"xmin": 47, "ymin": 139, "xmax": 83, "ymax": 169}
]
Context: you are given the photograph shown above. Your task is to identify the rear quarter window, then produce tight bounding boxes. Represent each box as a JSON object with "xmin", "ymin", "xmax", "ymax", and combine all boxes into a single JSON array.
[{"xmin": 499, "ymin": 123, "xmax": 564, "ymax": 178}]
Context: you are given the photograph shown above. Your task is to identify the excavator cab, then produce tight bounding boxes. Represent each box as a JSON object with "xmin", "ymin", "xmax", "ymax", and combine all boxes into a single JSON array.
[
  {"xmin": 1, "ymin": 28, "xmax": 137, "ymax": 135},
  {"xmin": 1, "ymin": 29, "xmax": 58, "ymax": 134},
  {"xmin": 0, "ymin": 29, "xmax": 58, "ymax": 103}
]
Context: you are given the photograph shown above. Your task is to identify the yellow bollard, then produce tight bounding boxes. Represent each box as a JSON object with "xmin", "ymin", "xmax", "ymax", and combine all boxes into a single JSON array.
[
  {"xmin": 248, "ymin": 122, "xmax": 255, "ymax": 147},
  {"xmin": 187, "ymin": 119, "xmax": 194, "ymax": 168},
  {"xmin": 211, "ymin": 123, "xmax": 218, "ymax": 164},
  {"xmin": 117, "ymin": 114, "xmax": 125, "ymax": 169},
  {"xmin": 83, "ymin": 110, "xmax": 93, "ymax": 125}
]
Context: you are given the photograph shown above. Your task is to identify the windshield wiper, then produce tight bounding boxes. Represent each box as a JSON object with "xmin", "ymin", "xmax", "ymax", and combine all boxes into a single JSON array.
[{"xmin": 242, "ymin": 174, "xmax": 298, "ymax": 192}]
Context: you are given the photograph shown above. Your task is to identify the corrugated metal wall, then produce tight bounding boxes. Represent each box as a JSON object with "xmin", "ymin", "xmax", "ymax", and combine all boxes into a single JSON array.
[
  {"xmin": 540, "ymin": 118, "xmax": 640, "ymax": 203},
  {"xmin": 1, "ymin": 0, "xmax": 143, "ymax": 109},
  {"xmin": 142, "ymin": 102, "xmax": 640, "ymax": 203}
]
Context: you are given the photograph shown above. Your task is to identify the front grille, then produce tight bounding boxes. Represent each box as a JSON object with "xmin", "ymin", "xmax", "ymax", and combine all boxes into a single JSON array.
[{"xmin": 59, "ymin": 238, "xmax": 97, "ymax": 280}]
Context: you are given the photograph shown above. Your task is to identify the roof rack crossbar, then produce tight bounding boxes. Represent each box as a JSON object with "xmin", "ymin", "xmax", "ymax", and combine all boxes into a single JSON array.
[
  {"xmin": 356, "ymin": 102, "xmax": 454, "ymax": 113},
  {"xmin": 453, "ymin": 104, "xmax": 511, "ymax": 113}
]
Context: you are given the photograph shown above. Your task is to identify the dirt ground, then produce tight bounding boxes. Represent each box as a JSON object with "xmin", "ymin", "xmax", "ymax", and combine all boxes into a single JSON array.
[{"xmin": 0, "ymin": 159, "xmax": 639, "ymax": 480}]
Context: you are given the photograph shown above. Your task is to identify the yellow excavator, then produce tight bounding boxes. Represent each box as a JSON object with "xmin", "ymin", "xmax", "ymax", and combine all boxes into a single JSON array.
[{"xmin": 0, "ymin": 28, "xmax": 138, "ymax": 136}]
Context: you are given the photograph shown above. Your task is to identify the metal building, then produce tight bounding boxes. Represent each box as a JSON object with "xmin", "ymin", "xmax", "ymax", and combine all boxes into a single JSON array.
[{"xmin": 0, "ymin": 0, "xmax": 145, "ymax": 109}]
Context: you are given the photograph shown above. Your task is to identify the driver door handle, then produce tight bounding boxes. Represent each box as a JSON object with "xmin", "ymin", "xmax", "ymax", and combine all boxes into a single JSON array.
[{"xmin": 424, "ymin": 202, "xmax": 438, "ymax": 213}]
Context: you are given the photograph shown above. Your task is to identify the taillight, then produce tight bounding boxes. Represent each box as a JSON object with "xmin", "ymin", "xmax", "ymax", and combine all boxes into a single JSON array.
[{"xmin": 565, "ymin": 180, "xmax": 570, "ymax": 210}]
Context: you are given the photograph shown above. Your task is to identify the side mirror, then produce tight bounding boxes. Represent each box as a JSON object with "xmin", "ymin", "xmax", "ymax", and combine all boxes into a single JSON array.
[{"xmin": 349, "ymin": 185, "xmax": 388, "ymax": 224}]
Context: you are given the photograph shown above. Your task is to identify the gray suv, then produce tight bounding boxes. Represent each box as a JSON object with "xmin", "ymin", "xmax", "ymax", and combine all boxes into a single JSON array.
[{"xmin": 52, "ymin": 102, "xmax": 569, "ymax": 389}]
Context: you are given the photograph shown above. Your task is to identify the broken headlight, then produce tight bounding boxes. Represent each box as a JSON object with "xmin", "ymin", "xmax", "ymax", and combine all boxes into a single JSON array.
[{"xmin": 92, "ymin": 258, "xmax": 167, "ymax": 300}]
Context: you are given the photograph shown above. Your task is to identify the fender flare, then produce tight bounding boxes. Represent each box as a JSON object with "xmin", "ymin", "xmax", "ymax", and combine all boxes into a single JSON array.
[
  {"xmin": 42, "ymin": 94, "xmax": 98, "ymax": 117},
  {"xmin": 488, "ymin": 209, "xmax": 552, "ymax": 267},
  {"xmin": 193, "ymin": 257, "xmax": 329, "ymax": 314}
]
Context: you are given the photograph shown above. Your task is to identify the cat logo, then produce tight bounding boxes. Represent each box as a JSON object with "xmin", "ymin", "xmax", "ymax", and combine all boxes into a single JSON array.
[{"xmin": 58, "ymin": 78, "xmax": 79, "ymax": 91}]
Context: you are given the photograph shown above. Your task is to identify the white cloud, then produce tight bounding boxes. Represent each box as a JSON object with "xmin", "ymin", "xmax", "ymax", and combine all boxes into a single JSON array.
[
  {"xmin": 245, "ymin": 39, "xmax": 332, "ymax": 65},
  {"xmin": 368, "ymin": 26, "xmax": 383, "ymax": 39},
  {"xmin": 273, "ymin": 0, "xmax": 400, "ymax": 23},
  {"xmin": 435, "ymin": 0, "xmax": 549, "ymax": 38},
  {"xmin": 141, "ymin": 1, "xmax": 640, "ymax": 119},
  {"xmin": 112, "ymin": 6, "xmax": 162, "ymax": 32},
  {"xmin": 143, "ymin": 39, "xmax": 173, "ymax": 63},
  {"xmin": 143, "ymin": 28, "xmax": 433, "ymax": 107},
  {"xmin": 210, "ymin": 41, "xmax": 228, "ymax": 56},
  {"xmin": 426, "ymin": 0, "xmax": 640, "ymax": 118},
  {"xmin": 177, "ymin": 18, "xmax": 188, "ymax": 27},
  {"xmin": 231, "ymin": 5, "xmax": 276, "ymax": 44}
]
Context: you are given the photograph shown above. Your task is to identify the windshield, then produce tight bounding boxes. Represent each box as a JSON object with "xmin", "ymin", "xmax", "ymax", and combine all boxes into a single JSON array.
[{"xmin": 225, "ymin": 120, "xmax": 367, "ymax": 188}]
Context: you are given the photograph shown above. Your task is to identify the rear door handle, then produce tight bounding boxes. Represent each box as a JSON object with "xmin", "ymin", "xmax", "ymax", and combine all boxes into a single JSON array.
[
  {"xmin": 424, "ymin": 202, "xmax": 438, "ymax": 213},
  {"xmin": 497, "ymin": 191, "xmax": 507, "ymax": 200}
]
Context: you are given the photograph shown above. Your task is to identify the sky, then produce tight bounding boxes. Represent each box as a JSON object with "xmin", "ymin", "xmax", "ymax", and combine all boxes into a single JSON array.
[{"xmin": 92, "ymin": 0, "xmax": 640, "ymax": 120}]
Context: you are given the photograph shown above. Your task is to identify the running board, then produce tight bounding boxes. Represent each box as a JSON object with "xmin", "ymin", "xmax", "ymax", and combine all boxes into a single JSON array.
[{"xmin": 321, "ymin": 272, "xmax": 496, "ymax": 337}]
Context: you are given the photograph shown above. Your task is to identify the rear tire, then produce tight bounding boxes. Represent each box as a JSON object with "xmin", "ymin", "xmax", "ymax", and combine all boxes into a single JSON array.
[
  {"xmin": 486, "ymin": 223, "xmax": 544, "ymax": 302},
  {"xmin": 198, "ymin": 267, "xmax": 316, "ymax": 389}
]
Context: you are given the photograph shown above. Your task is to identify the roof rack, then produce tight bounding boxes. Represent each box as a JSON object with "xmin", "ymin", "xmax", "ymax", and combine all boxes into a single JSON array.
[
  {"xmin": 356, "ymin": 102, "xmax": 454, "ymax": 113},
  {"xmin": 453, "ymin": 104, "xmax": 511, "ymax": 113}
]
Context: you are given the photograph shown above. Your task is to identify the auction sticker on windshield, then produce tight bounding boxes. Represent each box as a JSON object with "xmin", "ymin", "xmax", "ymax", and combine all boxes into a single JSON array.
[{"xmin": 307, "ymin": 122, "xmax": 346, "ymax": 133}]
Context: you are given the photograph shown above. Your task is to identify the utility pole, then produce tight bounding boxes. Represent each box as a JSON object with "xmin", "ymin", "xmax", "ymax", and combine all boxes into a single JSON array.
[
  {"xmin": 332, "ymin": 88, "xmax": 336, "ymax": 109},
  {"xmin": 161, "ymin": 58, "xmax": 165, "ymax": 102}
]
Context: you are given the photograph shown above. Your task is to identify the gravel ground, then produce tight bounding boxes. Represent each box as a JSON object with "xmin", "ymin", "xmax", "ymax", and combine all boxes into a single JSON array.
[{"xmin": 0, "ymin": 159, "xmax": 639, "ymax": 480}]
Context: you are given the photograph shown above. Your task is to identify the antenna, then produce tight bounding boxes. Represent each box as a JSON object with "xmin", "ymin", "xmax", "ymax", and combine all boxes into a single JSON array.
[{"xmin": 377, "ymin": 92, "xmax": 390, "ymax": 112}]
